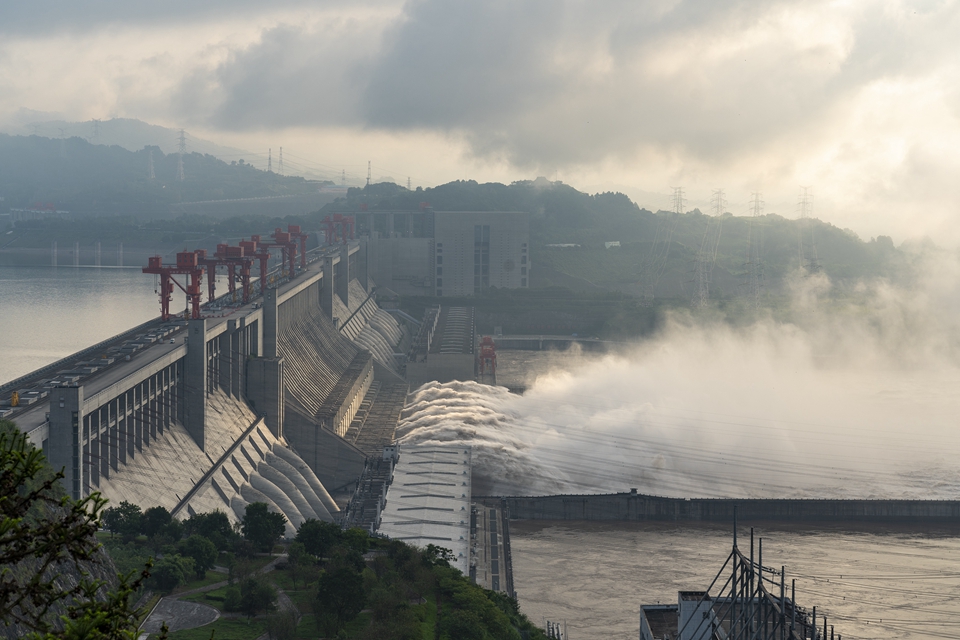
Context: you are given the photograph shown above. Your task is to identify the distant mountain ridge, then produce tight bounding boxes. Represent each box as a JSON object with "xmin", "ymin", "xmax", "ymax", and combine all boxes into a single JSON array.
[
  {"xmin": 0, "ymin": 116, "xmax": 248, "ymax": 164},
  {"xmin": 0, "ymin": 133, "xmax": 333, "ymax": 218},
  {"xmin": 322, "ymin": 179, "xmax": 912, "ymax": 299}
]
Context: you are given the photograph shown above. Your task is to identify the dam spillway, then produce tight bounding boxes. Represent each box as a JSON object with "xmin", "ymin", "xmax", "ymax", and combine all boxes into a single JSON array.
[{"xmin": 3, "ymin": 239, "xmax": 409, "ymax": 530}]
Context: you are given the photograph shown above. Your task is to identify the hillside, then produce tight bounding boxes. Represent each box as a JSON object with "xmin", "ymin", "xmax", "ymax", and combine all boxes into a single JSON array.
[
  {"xmin": 318, "ymin": 179, "xmax": 913, "ymax": 300},
  {"xmin": 0, "ymin": 133, "xmax": 332, "ymax": 218}
]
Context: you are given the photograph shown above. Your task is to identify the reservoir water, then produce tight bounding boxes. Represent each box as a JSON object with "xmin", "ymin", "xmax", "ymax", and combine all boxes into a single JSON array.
[
  {"xmin": 511, "ymin": 521, "xmax": 960, "ymax": 640},
  {"xmin": 0, "ymin": 266, "xmax": 169, "ymax": 385}
]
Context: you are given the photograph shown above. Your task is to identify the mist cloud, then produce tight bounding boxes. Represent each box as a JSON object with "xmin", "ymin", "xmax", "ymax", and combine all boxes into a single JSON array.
[{"xmin": 399, "ymin": 251, "xmax": 960, "ymax": 498}]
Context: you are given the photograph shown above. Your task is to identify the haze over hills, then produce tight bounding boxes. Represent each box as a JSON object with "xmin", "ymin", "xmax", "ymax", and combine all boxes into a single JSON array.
[
  {"xmin": 0, "ymin": 128, "xmax": 921, "ymax": 305},
  {"xmin": 0, "ymin": 132, "xmax": 335, "ymax": 219},
  {"xmin": 322, "ymin": 179, "xmax": 914, "ymax": 300},
  {"xmin": 0, "ymin": 114, "xmax": 247, "ymax": 163}
]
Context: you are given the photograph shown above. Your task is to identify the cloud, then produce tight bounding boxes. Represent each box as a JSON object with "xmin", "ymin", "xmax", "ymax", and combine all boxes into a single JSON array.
[
  {"xmin": 0, "ymin": 1, "xmax": 380, "ymax": 35},
  {"xmin": 4, "ymin": 0, "xmax": 960, "ymax": 243}
]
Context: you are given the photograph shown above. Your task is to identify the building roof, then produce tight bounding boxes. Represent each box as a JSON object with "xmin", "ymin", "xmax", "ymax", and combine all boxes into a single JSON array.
[{"xmin": 378, "ymin": 444, "xmax": 472, "ymax": 575}]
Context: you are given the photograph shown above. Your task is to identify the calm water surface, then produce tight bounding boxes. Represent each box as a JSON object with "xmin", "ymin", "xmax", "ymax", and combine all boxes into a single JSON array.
[
  {"xmin": 0, "ymin": 266, "xmax": 165, "ymax": 385},
  {"xmin": 511, "ymin": 521, "xmax": 960, "ymax": 640}
]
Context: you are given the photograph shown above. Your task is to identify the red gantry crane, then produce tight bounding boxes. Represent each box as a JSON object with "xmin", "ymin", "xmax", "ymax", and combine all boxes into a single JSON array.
[
  {"xmin": 478, "ymin": 335, "xmax": 497, "ymax": 380},
  {"xmin": 142, "ymin": 251, "xmax": 205, "ymax": 321},
  {"xmin": 321, "ymin": 214, "xmax": 355, "ymax": 245},
  {"xmin": 196, "ymin": 244, "xmax": 256, "ymax": 304}
]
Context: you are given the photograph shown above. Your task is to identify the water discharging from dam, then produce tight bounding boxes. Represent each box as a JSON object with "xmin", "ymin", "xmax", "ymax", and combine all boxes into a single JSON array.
[{"xmin": 399, "ymin": 271, "xmax": 960, "ymax": 498}]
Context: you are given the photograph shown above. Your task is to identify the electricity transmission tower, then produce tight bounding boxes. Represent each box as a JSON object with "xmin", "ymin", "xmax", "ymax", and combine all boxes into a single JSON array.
[
  {"xmin": 91, "ymin": 119, "xmax": 101, "ymax": 144},
  {"xmin": 176, "ymin": 129, "xmax": 186, "ymax": 181},
  {"xmin": 797, "ymin": 187, "xmax": 818, "ymax": 275},
  {"xmin": 366, "ymin": 161, "xmax": 371, "ymax": 186},
  {"xmin": 147, "ymin": 150, "xmax": 155, "ymax": 180},
  {"xmin": 267, "ymin": 148, "xmax": 273, "ymax": 173},
  {"xmin": 675, "ymin": 524, "xmax": 834, "ymax": 640},
  {"xmin": 694, "ymin": 189, "xmax": 726, "ymax": 307},
  {"xmin": 341, "ymin": 169, "xmax": 346, "ymax": 187},
  {"xmin": 639, "ymin": 187, "xmax": 684, "ymax": 304},
  {"xmin": 745, "ymin": 192, "xmax": 764, "ymax": 310},
  {"xmin": 278, "ymin": 147, "xmax": 284, "ymax": 175}
]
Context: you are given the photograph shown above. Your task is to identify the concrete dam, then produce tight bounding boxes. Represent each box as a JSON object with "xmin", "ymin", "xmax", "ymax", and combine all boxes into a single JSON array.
[
  {"xmin": 498, "ymin": 491, "xmax": 960, "ymax": 525},
  {"xmin": 4, "ymin": 240, "xmax": 408, "ymax": 535}
]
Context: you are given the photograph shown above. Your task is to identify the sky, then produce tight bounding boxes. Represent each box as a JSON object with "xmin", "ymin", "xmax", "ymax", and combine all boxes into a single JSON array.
[{"xmin": 1, "ymin": 0, "xmax": 959, "ymax": 244}]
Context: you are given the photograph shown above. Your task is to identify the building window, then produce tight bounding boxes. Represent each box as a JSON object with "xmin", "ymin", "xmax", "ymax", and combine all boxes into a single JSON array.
[
  {"xmin": 474, "ymin": 224, "xmax": 490, "ymax": 293},
  {"xmin": 436, "ymin": 267, "xmax": 442, "ymax": 276},
  {"xmin": 521, "ymin": 255, "xmax": 527, "ymax": 264},
  {"xmin": 521, "ymin": 278, "xmax": 527, "ymax": 287},
  {"xmin": 437, "ymin": 243, "xmax": 443, "ymax": 248},
  {"xmin": 437, "ymin": 255, "xmax": 443, "ymax": 264},
  {"xmin": 521, "ymin": 266, "xmax": 526, "ymax": 275},
  {"xmin": 436, "ymin": 278, "xmax": 442, "ymax": 287}
]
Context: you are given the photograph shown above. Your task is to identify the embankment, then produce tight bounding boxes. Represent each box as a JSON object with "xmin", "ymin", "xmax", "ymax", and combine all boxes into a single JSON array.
[{"xmin": 496, "ymin": 491, "xmax": 960, "ymax": 524}]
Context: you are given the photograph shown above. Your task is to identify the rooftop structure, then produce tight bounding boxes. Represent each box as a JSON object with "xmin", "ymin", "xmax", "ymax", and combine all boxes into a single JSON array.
[{"xmin": 378, "ymin": 444, "xmax": 473, "ymax": 575}]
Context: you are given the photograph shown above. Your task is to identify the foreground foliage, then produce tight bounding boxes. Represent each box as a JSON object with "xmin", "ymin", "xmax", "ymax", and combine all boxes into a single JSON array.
[{"xmin": 0, "ymin": 419, "xmax": 153, "ymax": 638}]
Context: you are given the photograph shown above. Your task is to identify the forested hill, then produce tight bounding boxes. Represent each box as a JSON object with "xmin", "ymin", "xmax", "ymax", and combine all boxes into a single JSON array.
[
  {"xmin": 0, "ymin": 134, "xmax": 329, "ymax": 217},
  {"xmin": 323, "ymin": 179, "xmax": 912, "ymax": 297}
]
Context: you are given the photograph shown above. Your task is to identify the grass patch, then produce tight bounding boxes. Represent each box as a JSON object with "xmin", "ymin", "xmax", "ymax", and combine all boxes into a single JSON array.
[
  {"xmin": 163, "ymin": 616, "xmax": 266, "ymax": 640},
  {"xmin": 418, "ymin": 593, "xmax": 437, "ymax": 640},
  {"xmin": 182, "ymin": 585, "xmax": 233, "ymax": 609},
  {"xmin": 172, "ymin": 571, "xmax": 229, "ymax": 595},
  {"xmin": 293, "ymin": 612, "xmax": 371, "ymax": 639}
]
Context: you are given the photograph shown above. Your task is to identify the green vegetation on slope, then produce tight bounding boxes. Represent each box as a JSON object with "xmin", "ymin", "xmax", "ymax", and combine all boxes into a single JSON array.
[{"xmin": 0, "ymin": 133, "xmax": 327, "ymax": 216}]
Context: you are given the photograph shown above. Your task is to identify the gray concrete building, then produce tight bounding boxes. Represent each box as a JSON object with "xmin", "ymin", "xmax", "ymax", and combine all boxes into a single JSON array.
[{"xmin": 359, "ymin": 210, "xmax": 530, "ymax": 297}]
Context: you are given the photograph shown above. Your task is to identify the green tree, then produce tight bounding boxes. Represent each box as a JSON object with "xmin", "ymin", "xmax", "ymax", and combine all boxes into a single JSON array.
[
  {"xmin": 265, "ymin": 609, "xmax": 298, "ymax": 640},
  {"xmin": 179, "ymin": 534, "xmax": 218, "ymax": 579},
  {"xmin": 286, "ymin": 540, "xmax": 307, "ymax": 589},
  {"xmin": 0, "ymin": 420, "xmax": 151, "ymax": 638},
  {"xmin": 423, "ymin": 544, "xmax": 456, "ymax": 567},
  {"xmin": 315, "ymin": 566, "xmax": 365, "ymax": 632},
  {"xmin": 223, "ymin": 585, "xmax": 241, "ymax": 612},
  {"xmin": 184, "ymin": 510, "xmax": 235, "ymax": 550},
  {"xmin": 294, "ymin": 518, "xmax": 341, "ymax": 558},
  {"xmin": 141, "ymin": 505, "xmax": 172, "ymax": 538},
  {"xmin": 148, "ymin": 555, "xmax": 193, "ymax": 593},
  {"xmin": 241, "ymin": 503, "xmax": 285, "ymax": 553},
  {"xmin": 239, "ymin": 576, "xmax": 277, "ymax": 618},
  {"xmin": 102, "ymin": 501, "xmax": 142, "ymax": 538},
  {"xmin": 439, "ymin": 609, "xmax": 486, "ymax": 640},
  {"xmin": 342, "ymin": 527, "xmax": 370, "ymax": 554}
]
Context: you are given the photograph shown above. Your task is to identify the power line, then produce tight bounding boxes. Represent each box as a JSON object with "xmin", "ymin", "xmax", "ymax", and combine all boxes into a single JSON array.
[{"xmin": 176, "ymin": 129, "xmax": 186, "ymax": 182}]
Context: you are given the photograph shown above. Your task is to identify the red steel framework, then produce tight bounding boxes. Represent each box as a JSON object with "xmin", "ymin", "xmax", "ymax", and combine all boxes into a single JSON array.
[
  {"xmin": 144, "ymin": 225, "xmax": 310, "ymax": 320},
  {"xmin": 321, "ymin": 214, "xmax": 355, "ymax": 245},
  {"xmin": 142, "ymin": 252, "xmax": 204, "ymax": 321},
  {"xmin": 478, "ymin": 335, "xmax": 497, "ymax": 374},
  {"xmin": 196, "ymin": 244, "xmax": 255, "ymax": 304}
]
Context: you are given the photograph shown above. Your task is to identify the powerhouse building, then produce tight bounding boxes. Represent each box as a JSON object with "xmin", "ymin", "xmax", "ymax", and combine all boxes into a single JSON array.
[{"xmin": 355, "ymin": 210, "xmax": 530, "ymax": 297}]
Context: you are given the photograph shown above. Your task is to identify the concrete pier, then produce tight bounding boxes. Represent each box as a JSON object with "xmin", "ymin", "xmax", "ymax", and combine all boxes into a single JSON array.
[{"xmin": 496, "ymin": 491, "xmax": 960, "ymax": 524}]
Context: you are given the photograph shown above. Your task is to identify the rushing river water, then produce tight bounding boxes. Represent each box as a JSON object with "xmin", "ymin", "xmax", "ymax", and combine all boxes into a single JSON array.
[
  {"xmin": 511, "ymin": 521, "xmax": 960, "ymax": 640},
  {"xmin": 0, "ymin": 266, "xmax": 169, "ymax": 385}
]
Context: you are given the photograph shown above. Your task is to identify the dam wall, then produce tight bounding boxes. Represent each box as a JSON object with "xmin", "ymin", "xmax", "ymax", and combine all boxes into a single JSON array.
[
  {"xmin": 12, "ymin": 238, "xmax": 406, "ymax": 523},
  {"xmin": 499, "ymin": 491, "xmax": 960, "ymax": 524}
]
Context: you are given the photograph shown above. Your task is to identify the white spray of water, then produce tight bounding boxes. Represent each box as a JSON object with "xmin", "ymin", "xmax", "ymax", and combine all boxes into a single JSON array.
[{"xmin": 398, "ymin": 256, "xmax": 960, "ymax": 498}]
